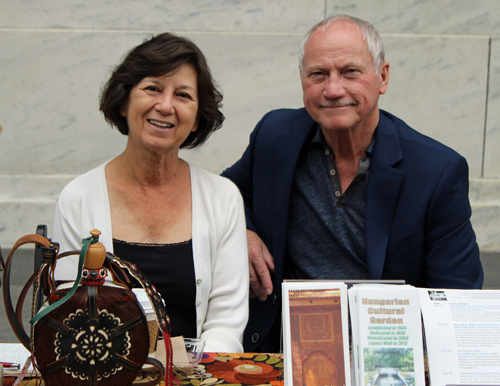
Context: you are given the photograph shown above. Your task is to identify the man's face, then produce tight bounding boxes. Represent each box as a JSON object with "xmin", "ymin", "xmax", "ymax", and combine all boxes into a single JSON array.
[{"xmin": 301, "ymin": 21, "xmax": 389, "ymax": 135}]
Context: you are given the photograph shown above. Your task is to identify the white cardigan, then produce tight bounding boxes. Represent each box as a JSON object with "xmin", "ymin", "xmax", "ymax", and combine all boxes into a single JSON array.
[{"xmin": 52, "ymin": 161, "xmax": 249, "ymax": 353}]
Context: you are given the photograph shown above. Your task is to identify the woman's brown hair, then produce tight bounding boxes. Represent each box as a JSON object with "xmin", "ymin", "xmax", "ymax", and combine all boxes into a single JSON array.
[{"xmin": 99, "ymin": 33, "xmax": 224, "ymax": 149}]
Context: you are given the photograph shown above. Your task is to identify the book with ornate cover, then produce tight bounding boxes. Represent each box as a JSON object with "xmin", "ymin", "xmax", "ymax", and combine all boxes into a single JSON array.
[
  {"xmin": 348, "ymin": 284, "xmax": 425, "ymax": 386},
  {"xmin": 282, "ymin": 281, "xmax": 350, "ymax": 386}
]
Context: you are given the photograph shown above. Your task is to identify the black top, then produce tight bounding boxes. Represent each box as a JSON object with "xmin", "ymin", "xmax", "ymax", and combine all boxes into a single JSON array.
[{"xmin": 113, "ymin": 238, "xmax": 197, "ymax": 339}]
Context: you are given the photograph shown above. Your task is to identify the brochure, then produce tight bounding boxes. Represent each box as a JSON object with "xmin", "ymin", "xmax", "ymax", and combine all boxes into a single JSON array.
[
  {"xmin": 0, "ymin": 343, "xmax": 34, "ymax": 377},
  {"xmin": 349, "ymin": 284, "xmax": 425, "ymax": 386},
  {"xmin": 419, "ymin": 289, "xmax": 500, "ymax": 386},
  {"xmin": 282, "ymin": 280, "xmax": 350, "ymax": 386}
]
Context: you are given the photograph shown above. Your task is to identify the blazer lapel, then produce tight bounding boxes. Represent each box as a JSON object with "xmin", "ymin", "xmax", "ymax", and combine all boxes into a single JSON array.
[
  {"xmin": 366, "ymin": 111, "xmax": 404, "ymax": 279},
  {"xmin": 272, "ymin": 109, "xmax": 316, "ymax": 283}
]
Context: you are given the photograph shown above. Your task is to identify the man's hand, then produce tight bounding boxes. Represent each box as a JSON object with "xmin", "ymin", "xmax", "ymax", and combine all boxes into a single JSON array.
[{"xmin": 247, "ymin": 229, "xmax": 275, "ymax": 302}]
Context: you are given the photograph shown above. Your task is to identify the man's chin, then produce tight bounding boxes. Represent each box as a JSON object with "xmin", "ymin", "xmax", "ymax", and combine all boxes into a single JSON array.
[
  {"xmin": 318, "ymin": 115, "xmax": 358, "ymax": 132},
  {"xmin": 320, "ymin": 124, "xmax": 353, "ymax": 133}
]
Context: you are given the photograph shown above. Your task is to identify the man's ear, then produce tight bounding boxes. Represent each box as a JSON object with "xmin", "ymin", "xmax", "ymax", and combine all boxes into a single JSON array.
[{"xmin": 379, "ymin": 62, "xmax": 390, "ymax": 95}]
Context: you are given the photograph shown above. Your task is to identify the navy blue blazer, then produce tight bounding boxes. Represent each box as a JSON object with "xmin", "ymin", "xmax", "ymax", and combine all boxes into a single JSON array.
[{"xmin": 223, "ymin": 108, "xmax": 483, "ymax": 352}]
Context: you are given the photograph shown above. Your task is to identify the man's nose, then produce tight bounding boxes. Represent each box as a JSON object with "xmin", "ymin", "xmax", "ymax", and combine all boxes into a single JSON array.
[
  {"xmin": 324, "ymin": 75, "xmax": 346, "ymax": 99},
  {"xmin": 155, "ymin": 92, "xmax": 174, "ymax": 114}
]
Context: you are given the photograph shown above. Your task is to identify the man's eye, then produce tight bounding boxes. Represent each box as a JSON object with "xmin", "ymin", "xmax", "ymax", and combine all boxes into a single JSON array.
[{"xmin": 309, "ymin": 71, "xmax": 325, "ymax": 79}]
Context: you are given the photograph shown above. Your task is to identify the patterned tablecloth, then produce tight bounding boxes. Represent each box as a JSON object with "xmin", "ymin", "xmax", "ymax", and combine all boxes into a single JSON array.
[
  {"xmin": 3, "ymin": 353, "xmax": 284, "ymax": 386},
  {"xmin": 174, "ymin": 353, "xmax": 284, "ymax": 386}
]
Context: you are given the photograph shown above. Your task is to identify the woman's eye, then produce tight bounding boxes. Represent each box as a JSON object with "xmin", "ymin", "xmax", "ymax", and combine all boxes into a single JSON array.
[
  {"xmin": 178, "ymin": 92, "xmax": 192, "ymax": 99},
  {"xmin": 145, "ymin": 86, "xmax": 160, "ymax": 92}
]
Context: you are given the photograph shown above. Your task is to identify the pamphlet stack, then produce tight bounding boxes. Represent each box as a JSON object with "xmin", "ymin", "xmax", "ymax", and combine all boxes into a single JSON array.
[
  {"xmin": 348, "ymin": 284, "xmax": 425, "ymax": 386},
  {"xmin": 282, "ymin": 281, "xmax": 350, "ymax": 386},
  {"xmin": 419, "ymin": 288, "xmax": 500, "ymax": 385}
]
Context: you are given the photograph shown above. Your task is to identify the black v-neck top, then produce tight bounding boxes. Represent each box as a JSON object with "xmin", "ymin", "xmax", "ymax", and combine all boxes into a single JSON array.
[{"xmin": 113, "ymin": 238, "xmax": 197, "ymax": 339}]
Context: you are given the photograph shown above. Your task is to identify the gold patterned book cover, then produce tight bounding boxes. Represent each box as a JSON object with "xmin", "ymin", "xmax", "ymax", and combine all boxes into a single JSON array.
[{"xmin": 282, "ymin": 281, "xmax": 350, "ymax": 386}]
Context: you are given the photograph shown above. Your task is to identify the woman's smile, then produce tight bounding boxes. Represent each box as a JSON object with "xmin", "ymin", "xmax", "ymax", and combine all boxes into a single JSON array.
[
  {"xmin": 122, "ymin": 63, "xmax": 199, "ymax": 152},
  {"xmin": 148, "ymin": 119, "xmax": 175, "ymax": 129}
]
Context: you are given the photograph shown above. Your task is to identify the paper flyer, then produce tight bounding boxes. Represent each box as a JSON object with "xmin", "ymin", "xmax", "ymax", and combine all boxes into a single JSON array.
[
  {"xmin": 419, "ymin": 289, "xmax": 500, "ymax": 386},
  {"xmin": 349, "ymin": 284, "xmax": 425, "ymax": 386},
  {"xmin": 282, "ymin": 281, "xmax": 350, "ymax": 386}
]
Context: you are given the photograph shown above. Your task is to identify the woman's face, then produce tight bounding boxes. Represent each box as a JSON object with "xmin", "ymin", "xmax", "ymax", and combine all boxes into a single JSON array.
[{"xmin": 121, "ymin": 63, "xmax": 199, "ymax": 154}]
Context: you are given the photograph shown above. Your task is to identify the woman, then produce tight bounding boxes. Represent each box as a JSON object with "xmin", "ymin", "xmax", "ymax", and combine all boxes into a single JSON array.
[{"xmin": 52, "ymin": 33, "xmax": 249, "ymax": 353}]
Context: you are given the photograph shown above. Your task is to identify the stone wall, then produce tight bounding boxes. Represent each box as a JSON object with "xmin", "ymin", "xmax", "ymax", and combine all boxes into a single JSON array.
[{"xmin": 1, "ymin": 0, "xmax": 499, "ymax": 252}]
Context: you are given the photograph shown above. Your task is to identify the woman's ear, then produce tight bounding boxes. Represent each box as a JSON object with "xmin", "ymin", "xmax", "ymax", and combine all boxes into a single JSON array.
[{"xmin": 120, "ymin": 100, "xmax": 129, "ymax": 117}]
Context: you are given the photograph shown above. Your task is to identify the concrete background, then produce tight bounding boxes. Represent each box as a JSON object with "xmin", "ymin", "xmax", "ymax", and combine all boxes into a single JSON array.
[{"xmin": 1, "ymin": 0, "xmax": 499, "ymax": 318}]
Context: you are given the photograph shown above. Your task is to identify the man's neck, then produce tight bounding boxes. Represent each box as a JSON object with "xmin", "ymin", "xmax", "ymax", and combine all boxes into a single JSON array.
[
  {"xmin": 322, "ymin": 124, "xmax": 376, "ymax": 163},
  {"xmin": 321, "ymin": 110, "xmax": 379, "ymax": 192}
]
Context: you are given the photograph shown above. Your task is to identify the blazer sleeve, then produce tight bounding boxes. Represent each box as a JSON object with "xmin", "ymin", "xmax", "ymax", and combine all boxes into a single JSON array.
[
  {"xmin": 221, "ymin": 113, "xmax": 272, "ymax": 233},
  {"xmin": 423, "ymin": 155, "xmax": 483, "ymax": 289}
]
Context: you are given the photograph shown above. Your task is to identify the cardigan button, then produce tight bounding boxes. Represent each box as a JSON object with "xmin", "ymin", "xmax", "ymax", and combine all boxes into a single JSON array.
[
  {"xmin": 196, "ymin": 279, "xmax": 202, "ymax": 286},
  {"xmin": 251, "ymin": 333, "xmax": 259, "ymax": 343},
  {"xmin": 273, "ymin": 294, "xmax": 277, "ymax": 304},
  {"xmin": 196, "ymin": 301, "xmax": 201, "ymax": 307}
]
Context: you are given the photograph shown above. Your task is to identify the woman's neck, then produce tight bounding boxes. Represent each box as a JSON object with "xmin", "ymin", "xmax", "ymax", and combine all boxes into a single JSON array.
[{"xmin": 111, "ymin": 146, "xmax": 186, "ymax": 188}]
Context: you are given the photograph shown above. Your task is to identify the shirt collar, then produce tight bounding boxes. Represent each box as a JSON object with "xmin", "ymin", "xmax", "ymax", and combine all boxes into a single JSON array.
[{"xmin": 311, "ymin": 124, "xmax": 376, "ymax": 156}]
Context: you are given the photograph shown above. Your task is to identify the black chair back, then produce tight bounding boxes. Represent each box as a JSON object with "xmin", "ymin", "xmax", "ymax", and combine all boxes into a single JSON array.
[
  {"xmin": 0, "ymin": 244, "xmax": 4, "ymax": 288},
  {"xmin": 34, "ymin": 224, "xmax": 48, "ymax": 311}
]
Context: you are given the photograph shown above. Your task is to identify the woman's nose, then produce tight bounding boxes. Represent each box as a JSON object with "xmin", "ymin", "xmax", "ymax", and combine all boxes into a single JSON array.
[{"xmin": 155, "ymin": 92, "xmax": 175, "ymax": 114}]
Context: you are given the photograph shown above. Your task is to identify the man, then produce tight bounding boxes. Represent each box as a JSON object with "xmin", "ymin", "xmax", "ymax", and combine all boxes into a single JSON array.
[{"xmin": 222, "ymin": 14, "xmax": 483, "ymax": 353}]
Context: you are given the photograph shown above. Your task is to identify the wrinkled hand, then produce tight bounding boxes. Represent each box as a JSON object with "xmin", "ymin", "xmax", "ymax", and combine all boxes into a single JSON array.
[{"xmin": 247, "ymin": 229, "xmax": 275, "ymax": 302}]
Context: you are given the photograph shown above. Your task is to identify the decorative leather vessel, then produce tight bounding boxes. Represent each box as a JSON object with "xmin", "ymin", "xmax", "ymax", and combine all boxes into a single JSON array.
[{"xmin": 2, "ymin": 229, "xmax": 173, "ymax": 386}]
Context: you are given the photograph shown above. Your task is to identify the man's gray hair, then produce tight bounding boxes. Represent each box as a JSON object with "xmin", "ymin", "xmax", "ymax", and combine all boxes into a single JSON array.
[{"xmin": 299, "ymin": 14, "xmax": 385, "ymax": 75}]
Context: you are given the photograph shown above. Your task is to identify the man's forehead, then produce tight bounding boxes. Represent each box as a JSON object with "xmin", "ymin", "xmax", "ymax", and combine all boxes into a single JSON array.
[
  {"xmin": 303, "ymin": 21, "xmax": 370, "ymax": 65},
  {"xmin": 307, "ymin": 20, "xmax": 365, "ymax": 50}
]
